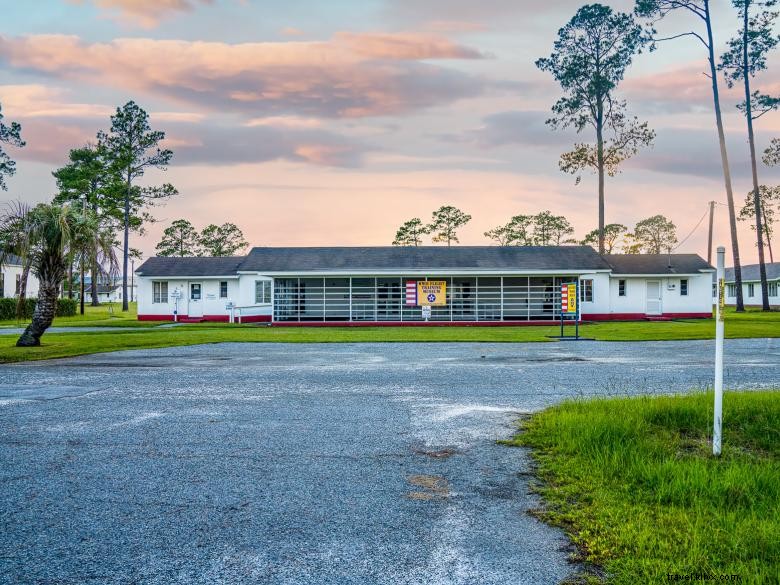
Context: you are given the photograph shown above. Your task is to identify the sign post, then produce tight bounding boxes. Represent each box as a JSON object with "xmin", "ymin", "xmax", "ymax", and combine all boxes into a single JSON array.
[
  {"xmin": 557, "ymin": 281, "xmax": 579, "ymax": 340},
  {"xmin": 171, "ymin": 288, "xmax": 182, "ymax": 322},
  {"xmin": 713, "ymin": 246, "xmax": 725, "ymax": 456}
]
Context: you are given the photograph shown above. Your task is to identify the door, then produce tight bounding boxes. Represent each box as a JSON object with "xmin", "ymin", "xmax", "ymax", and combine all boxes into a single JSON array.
[
  {"xmin": 646, "ymin": 280, "xmax": 662, "ymax": 316},
  {"xmin": 189, "ymin": 282, "xmax": 203, "ymax": 317}
]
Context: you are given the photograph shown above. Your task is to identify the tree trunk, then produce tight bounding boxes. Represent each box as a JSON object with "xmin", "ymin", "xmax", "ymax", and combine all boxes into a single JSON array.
[
  {"xmin": 596, "ymin": 101, "xmax": 605, "ymax": 255},
  {"xmin": 122, "ymin": 174, "xmax": 130, "ymax": 312},
  {"xmin": 705, "ymin": 0, "xmax": 745, "ymax": 311},
  {"xmin": 741, "ymin": 2, "xmax": 770, "ymax": 310},
  {"xmin": 80, "ymin": 252, "xmax": 86, "ymax": 315},
  {"xmin": 15, "ymin": 258, "xmax": 32, "ymax": 321},
  {"xmin": 16, "ymin": 281, "xmax": 58, "ymax": 347},
  {"xmin": 763, "ymin": 201, "xmax": 774, "ymax": 262},
  {"xmin": 91, "ymin": 260, "xmax": 100, "ymax": 306}
]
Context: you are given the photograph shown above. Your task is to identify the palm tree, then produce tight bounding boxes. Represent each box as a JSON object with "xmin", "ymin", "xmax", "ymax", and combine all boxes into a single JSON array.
[{"xmin": 0, "ymin": 202, "xmax": 116, "ymax": 347}]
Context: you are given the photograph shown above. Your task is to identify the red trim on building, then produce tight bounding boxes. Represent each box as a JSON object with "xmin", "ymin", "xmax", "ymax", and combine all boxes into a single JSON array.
[
  {"xmin": 581, "ymin": 312, "xmax": 712, "ymax": 321},
  {"xmin": 272, "ymin": 320, "xmax": 567, "ymax": 327},
  {"xmin": 138, "ymin": 314, "xmax": 179, "ymax": 321},
  {"xmin": 139, "ymin": 313, "xmax": 711, "ymax": 324},
  {"xmin": 237, "ymin": 315, "xmax": 272, "ymax": 323}
]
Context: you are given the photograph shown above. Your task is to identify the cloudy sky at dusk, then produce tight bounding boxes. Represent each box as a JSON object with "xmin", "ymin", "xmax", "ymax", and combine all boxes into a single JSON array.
[{"xmin": 2, "ymin": 0, "xmax": 780, "ymax": 262}]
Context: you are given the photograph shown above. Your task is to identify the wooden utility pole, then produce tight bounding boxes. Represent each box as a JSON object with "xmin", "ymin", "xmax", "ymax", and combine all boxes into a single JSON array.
[{"xmin": 707, "ymin": 201, "xmax": 715, "ymax": 265}]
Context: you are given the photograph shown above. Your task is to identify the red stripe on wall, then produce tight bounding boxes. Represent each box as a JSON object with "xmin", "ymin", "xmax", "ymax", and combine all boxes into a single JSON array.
[{"xmin": 581, "ymin": 312, "xmax": 712, "ymax": 321}]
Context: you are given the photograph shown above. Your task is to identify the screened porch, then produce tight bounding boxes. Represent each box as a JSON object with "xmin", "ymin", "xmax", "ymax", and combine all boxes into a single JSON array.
[{"xmin": 272, "ymin": 276, "xmax": 580, "ymax": 322}]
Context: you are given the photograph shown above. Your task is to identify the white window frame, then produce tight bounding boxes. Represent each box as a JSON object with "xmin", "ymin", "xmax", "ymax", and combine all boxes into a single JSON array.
[
  {"xmin": 255, "ymin": 280, "xmax": 272, "ymax": 304},
  {"xmin": 680, "ymin": 279, "xmax": 688, "ymax": 296},
  {"xmin": 153, "ymin": 281, "xmax": 168, "ymax": 304},
  {"xmin": 219, "ymin": 281, "xmax": 228, "ymax": 299},
  {"xmin": 747, "ymin": 283, "xmax": 755, "ymax": 298},
  {"xmin": 769, "ymin": 281, "xmax": 778, "ymax": 297},
  {"xmin": 727, "ymin": 284, "xmax": 737, "ymax": 297},
  {"xmin": 618, "ymin": 279, "xmax": 626, "ymax": 297},
  {"xmin": 580, "ymin": 279, "xmax": 594, "ymax": 303}
]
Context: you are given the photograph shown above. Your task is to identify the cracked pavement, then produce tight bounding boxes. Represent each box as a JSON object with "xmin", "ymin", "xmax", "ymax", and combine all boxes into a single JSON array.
[{"xmin": 1, "ymin": 339, "xmax": 778, "ymax": 584}]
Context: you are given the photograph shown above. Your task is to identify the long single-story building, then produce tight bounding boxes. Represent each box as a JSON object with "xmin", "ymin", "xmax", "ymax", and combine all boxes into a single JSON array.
[
  {"xmin": 0, "ymin": 254, "xmax": 39, "ymax": 299},
  {"xmin": 135, "ymin": 246, "xmax": 714, "ymax": 324},
  {"xmin": 719, "ymin": 262, "xmax": 780, "ymax": 307}
]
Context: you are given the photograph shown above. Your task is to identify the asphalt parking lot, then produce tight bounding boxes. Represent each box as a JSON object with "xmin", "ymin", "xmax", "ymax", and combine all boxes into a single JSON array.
[{"xmin": 1, "ymin": 339, "xmax": 779, "ymax": 584}]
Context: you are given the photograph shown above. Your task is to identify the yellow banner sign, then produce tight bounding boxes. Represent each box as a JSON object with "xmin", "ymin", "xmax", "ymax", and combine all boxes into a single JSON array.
[
  {"xmin": 417, "ymin": 280, "xmax": 447, "ymax": 306},
  {"xmin": 561, "ymin": 283, "xmax": 577, "ymax": 314}
]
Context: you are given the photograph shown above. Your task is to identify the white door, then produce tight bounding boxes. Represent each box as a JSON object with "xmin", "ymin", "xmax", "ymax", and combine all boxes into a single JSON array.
[
  {"xmin": 646, "ymin": 280, "xmax": 662, "ymax": 315},
  {"xmin": 189, "ymin": 282, "xmax": 203, "ymax": 317}
]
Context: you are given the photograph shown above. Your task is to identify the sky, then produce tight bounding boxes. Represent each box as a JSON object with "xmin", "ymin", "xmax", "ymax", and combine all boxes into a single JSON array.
[{"xmin": 1, "ymin": 0, "xmax": 780, "ymax": 263}]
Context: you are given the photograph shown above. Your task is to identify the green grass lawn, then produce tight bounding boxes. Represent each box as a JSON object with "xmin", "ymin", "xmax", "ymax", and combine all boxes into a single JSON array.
[
  {"xmin": 0, "ymin": 306, "xmax": 777, "ymax": 363},
  {"xmin": 502, "ymin": 391, "xmax": 780, "ymax": 584},
  {"xmin": 0, "ymin": 302, "xmax": 163, "ymax": 328}
]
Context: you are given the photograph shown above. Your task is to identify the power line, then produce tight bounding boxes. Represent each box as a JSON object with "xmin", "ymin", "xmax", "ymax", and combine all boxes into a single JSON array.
[{"xmin": 673, "ymin": 205, "xmax": 710, "ymax": 251}]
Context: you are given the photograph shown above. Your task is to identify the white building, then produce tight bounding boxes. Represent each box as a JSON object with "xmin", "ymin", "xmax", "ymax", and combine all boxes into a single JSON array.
[
  {"xmin": 721, "ymin": 262, "xmax": 780, "ymax": 307},
  {"xmin": 135, "ymin": 247, "xmax": 714, "ymax": 324},
  {"xmin": 0, "ymin": 255, "xmax": 39, "ymax": 299}
]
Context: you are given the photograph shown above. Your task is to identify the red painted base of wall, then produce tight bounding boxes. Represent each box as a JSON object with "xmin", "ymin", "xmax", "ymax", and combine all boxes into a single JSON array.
[
  {"xmin": 272, "ymin": 320, "xmax": 564, "ymax": 327},
  {"xmin": 581, "ymin": 312, "xmax": 712, "ymax": 321},
  {"xmin": 137, "ymin": 314, "xmax": 271, "ymax": 323},
  {"xmin": 138, "ymin": 313, "xmax": 712, "ymax": 325}
]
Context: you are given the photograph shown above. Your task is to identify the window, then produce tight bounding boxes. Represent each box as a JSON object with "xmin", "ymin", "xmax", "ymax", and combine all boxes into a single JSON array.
[
  {"xmin": 618, "ymin": 279, "xmax": 626, "ymax": 297},
  {"xmin": 769, "ymin": 281, "xmax": 778, "ymax": 297},
  {"xmin": 580, "ymin": 279, "xmax": 593, "ymax": 303},
  {"xmin": 712, "ymin": 282, "xmax": 717, "ymax": 297},
  {"xmin": 15, "ymin": 274, "xmax": 21, "ymax": 296},
  {"xmin": 748, "ymin": 283, "xmax": 755, "ymax": 298},
  {"xmin": 190, "ymin": 283, "xmax": 201, "ymax": 300},
  {"xmin": 255, "ymin": 280, "xmax": 272, "ymax": 304},
  {"xmin": 680, "ymin": 279, "xmax": 688, "ymax": 296},
  {"xmin": 152, "ymin": 281, "xmax": 168, "ymax": 304},
  {"xmin": 0, "ymin": 272, "xmax": 4, "ymax": 298},
  {"xmin": 727, "ymin": 284, "xmax": 737, "ymax": 297},
  {"xmin": 219, "ymin": 281, "xmax": 228, "ymax": 299}
]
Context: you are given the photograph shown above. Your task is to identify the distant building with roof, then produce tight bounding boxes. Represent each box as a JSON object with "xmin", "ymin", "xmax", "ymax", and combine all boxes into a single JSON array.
[
  {"xmin": 134, "ymin": 246, "xmax": 714, "ymax": 324},
  {"xmin": 0, "ymin": 254, "xmax": 39, "ymax": 299},
  {"xmin": 718, "ymin": 262, "xmax": 780, "ymax": 307}
]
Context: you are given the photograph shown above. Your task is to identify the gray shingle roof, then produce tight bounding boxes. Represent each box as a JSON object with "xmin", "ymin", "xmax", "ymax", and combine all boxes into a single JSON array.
[
  {"xmin": 135, "ymin": 247, "xmax": 715, "ymax": 277},
  {"xmin": 724, "ymin": 262, "xmax": 780, "ymax": 282},
  {"xmin": 1, "ymin": 253, "xmax": 23, "ymax": 266},
  {"xmin": 604, "ymin": 254, "xmax": 713, "ymax": 275},
  {"xmin": 238, "ymin": 246, "xmax": 613, "ymax": 272},
  {"xmin": 135, "ymin": 256, "xmax": 245, "ymax": 277}
]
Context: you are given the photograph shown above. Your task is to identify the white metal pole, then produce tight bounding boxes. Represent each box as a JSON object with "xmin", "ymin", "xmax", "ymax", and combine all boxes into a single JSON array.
[{"xmin": 713, "ymin": 246, "xmax": 725, "ymax": 456}]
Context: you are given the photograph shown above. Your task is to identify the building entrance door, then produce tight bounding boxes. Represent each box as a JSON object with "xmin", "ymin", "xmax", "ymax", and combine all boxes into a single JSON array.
[
  {"xmin": 646, "ymin": 280, "xmax": 662, "ymax": 315},
  {"xmin": 189, "ymin": 282, "xmax": 203, "ymax": 317}
]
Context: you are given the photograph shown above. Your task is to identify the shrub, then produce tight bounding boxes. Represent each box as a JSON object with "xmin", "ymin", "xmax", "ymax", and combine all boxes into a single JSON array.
[{"xmin": 0, "ymin": 297, "xmax": 78, "ymax": 320}]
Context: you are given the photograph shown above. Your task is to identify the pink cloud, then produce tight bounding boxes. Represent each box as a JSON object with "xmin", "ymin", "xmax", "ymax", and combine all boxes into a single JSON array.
[
  {"xmin": 0, "ymin": 33, "xmax": 487, "ymax": 119},
  {"xmin": 68, "ymin": 0, "xmax": 213, "ymax": 27}
]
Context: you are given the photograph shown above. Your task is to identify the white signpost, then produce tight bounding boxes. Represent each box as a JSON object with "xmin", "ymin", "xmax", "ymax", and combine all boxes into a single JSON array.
[
  {"xmin": 171, "ymin": 288, "xmax": 182, "ymax": 323},
  {"xmin": 713, "ymin": 246, "xmax": 725, "ymax": 456}
]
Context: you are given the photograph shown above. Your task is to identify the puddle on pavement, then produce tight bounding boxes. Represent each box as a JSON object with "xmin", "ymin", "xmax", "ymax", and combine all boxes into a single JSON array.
[
  {"xmin": 406, "ymin": 474, "xmax": 450, "ymax": 500},
  {"xmin": 413, "ymin": 447, "xmax": 460, "ymax": 459},
  {"xmin": 475, "ymin": 355, "xmax": 589, "ymax": 363}
]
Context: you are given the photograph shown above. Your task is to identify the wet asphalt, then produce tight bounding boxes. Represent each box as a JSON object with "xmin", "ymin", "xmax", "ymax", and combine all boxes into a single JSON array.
[{"xmin": 1, "ymin": 339, "xmax": 779, "ymax": 584}]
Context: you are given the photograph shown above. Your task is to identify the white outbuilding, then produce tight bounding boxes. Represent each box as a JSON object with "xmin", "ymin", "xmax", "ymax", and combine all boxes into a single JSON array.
[
  {"xmin": 720, "ymin": 262, "xmax": 780, "ymax": 307},
  {"xmin": 0, "ymin": 254, "xmax": 39, "ymax": 300},
  {"xmin": 135, "ymin": 246, "xmax": 714, "ymax": 324}
]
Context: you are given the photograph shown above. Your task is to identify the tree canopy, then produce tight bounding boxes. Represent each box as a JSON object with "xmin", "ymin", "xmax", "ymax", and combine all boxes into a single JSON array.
[
  {"xmin": 537, "ymin": 3, "xmax": 653, "ymax": 254},
  {"xmin": 156, "ymin": 219, "xmax": 202, "ymax": 257},
  {"xmin": 428, "ymin": 205, "xmax": 471, "ymax": 246},
  {"xmin": 631, "ymin": 214, "xmax": 678, "ymax": 254},
  {"xmin": 0, "ymin": 103, "xmax": 25, "ymax": 191},
  {"xmin": 392, "ymin": 218, "xmax": 429, "ymax": 246},
  {"xmin": 199, "ymin": 223, "xmax": 248, "ymax": 257}
]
